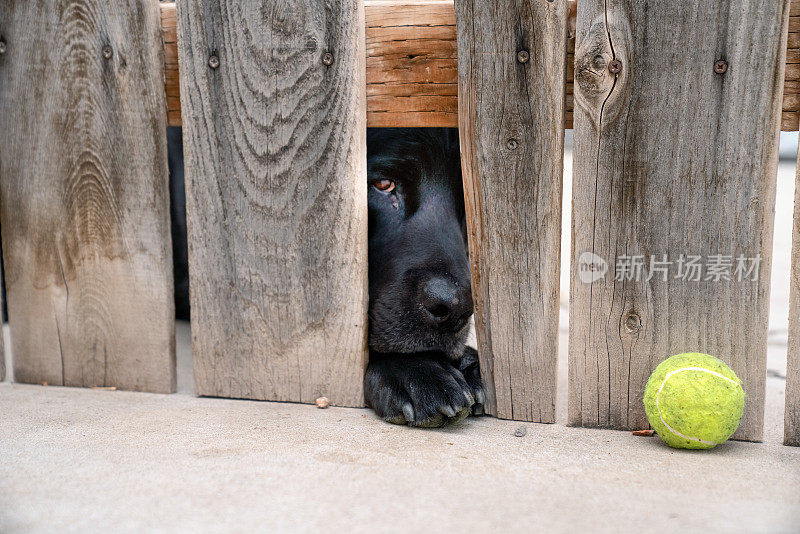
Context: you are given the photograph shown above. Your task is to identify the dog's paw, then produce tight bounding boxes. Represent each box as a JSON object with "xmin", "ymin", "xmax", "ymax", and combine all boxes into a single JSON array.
[
  {"xmin": 364, "ymin": 354, "xmax": 475, "ymax": 428},
  {"xmin": 457, "ymin": 347, "xmax": 486, "ymax": 416}
]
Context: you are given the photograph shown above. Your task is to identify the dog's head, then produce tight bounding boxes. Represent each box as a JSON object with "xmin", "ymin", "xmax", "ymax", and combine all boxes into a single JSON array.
[{"xmin": 367, "ymin": 128, "xmax": 473, "ymax": 358}]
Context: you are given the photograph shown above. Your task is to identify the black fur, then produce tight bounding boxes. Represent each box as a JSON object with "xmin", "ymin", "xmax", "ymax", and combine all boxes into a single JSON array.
[
  {"xmin": 364, "ymin": 128, "xmax": 483, "ymax": 427},
  {"xmin": 168, "ymin": 127, "xmax": 190, "ymax": 321}
]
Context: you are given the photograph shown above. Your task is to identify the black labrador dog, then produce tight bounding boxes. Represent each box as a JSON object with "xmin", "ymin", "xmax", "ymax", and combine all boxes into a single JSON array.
[
  {"xmin": 167, "ymin": 127, "xmax": 482, "ymax": 427},
  {"xmin": 363, "ymin": 128, "xmax": 483, "ymax": 426}
]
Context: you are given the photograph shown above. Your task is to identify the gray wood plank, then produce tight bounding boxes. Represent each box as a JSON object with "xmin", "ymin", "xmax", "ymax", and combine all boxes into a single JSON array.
[
  {"xmin": 786, "ymin": 150, "xmax": 800, "ymax": 447},
  {"xmin": 177, "ymin": 1, "xmax": 368, "ymax": 406},
  {"xmin": 569, "ymin": 0, "xmax": 788, "ymax": 441},
  {"xmin": 0, "ymin": 0, "xmax": 175, "ymax": 392},
  {"xmin": 455, "ymin": 0, "xmax": 568, "ymax": 421},
  {"xmin": 0, "ymin": 253, "xmax": 4, "ymax": 383}
]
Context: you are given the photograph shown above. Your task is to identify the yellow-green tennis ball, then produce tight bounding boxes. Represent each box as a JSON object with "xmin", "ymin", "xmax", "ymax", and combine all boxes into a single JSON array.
[{"xmin": 643, "ymin": 353, "xmax": 744, "ymax": 450}]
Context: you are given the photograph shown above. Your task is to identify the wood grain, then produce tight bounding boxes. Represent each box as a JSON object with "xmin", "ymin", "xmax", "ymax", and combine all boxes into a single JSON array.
[
  {"xmin": 160, "ymin": 0, "xmax": 800, "ymax": 130},
  {"xmin": 366, "ymin": 0, "xmax": 457, "ymax": 127},
  {"xmin": 160, "ymin": 0, "xmax": 181, "ymax": 127},
  {"xmin": 568, "ymin": 0, "xmax": 787, "ymax": 441},
  {"xmin": 456, "ymin": 0, "xmax": 567, "ymax": 422},
  {"xmin": 177, "ymin": 0, "xmax": 368, "ymax": 406},
  {"xmin": 787, "ymin": 147, "xmax": 800, "ymax": 447},
  {"xmin": 0, "ymin": 0, "xmax": 175, "ymax": 392}
]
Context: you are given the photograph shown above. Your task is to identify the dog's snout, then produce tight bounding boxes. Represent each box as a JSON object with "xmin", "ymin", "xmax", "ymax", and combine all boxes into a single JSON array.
[
  {"xmin": 422, "ymin": 278, "xmax": 456, "ymax": 318},
  {"xmin": 420, "ymin": 277, "xmax": 473, "ymax": 331}
]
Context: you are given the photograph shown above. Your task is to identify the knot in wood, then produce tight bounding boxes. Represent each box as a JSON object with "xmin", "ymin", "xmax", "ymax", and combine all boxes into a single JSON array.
[
  {"xmin": 575, "ymin": 54, "xmax": 612, "ymax": 105},
  {"xmin": 573, "ymin": 15, "xmax": 632, "ymax": 131},
  {"xmin": 506, "ymin": 138, "xmax": 519, "ymax": 150},
  {"xmin": 592, "ymin": 54, "xmax": 607, "ymax": 71},
  {"xmin": 624, "ymin": 312, "xmax": 642, "ymax": 333}
]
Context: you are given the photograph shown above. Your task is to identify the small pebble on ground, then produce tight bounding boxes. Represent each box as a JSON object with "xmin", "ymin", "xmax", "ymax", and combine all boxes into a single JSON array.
[
  {"xmin": 514, "ymin": 426, "xmax": 527, "ymax": 437},
  {"xmin": 315, "ymin": 397, "xmax": 330, "ymax": 409}
]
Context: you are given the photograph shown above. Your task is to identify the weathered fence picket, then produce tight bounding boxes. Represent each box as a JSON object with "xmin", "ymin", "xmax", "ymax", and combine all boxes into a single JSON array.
[
  {"xmin": 177, "ymin": 0, "xmax": 369, "ymax": 406},
  {"xmin": 569, "ymin": 0, "xmax": 788, "ymax": 441},
  {"xmin": 455, "ymin": 0, "xmax": 568, "ymax": 422},
  {"xmin": 787, "ymin": 155, "xmax": 800, "ymax": 447},
  {"xmin": 0, "ymin": 0, "xmax": 175, "ymax": 392},
  {"xmin": 0, "ymin": 259, "xmax": 4, "ymax": 382}
]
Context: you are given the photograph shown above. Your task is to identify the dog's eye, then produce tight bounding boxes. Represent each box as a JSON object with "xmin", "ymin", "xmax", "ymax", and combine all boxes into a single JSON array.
[{"xmin": 373, "ymin": 179, "xmax": 395, "ymax": 193}]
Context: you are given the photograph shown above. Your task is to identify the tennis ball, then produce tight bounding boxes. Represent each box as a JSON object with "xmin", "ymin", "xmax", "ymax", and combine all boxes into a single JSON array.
[{"xmin": 643, "ymin": 353, "xmax": 744, "ymax": 449}]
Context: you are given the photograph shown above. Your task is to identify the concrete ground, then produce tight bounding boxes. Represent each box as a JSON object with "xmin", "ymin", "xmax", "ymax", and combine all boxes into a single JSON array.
[{"xmin": 1, "ymin": 153, "xmax": 799, "ymax": 533}]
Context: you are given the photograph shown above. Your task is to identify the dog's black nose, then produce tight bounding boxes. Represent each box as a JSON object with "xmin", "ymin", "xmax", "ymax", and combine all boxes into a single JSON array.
[{"xmin": 420, "ymin": 277, "xmax": 473, "ymax": 331}]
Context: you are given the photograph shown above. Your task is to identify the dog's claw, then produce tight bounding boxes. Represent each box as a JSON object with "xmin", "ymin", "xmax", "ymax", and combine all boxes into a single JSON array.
[
  {"xmin": 463, "ymin": 390, "xmax": 475, "ymax": 405},
  {"xmin": 467, "ymin": 386, "xmax": 485, "ymax": 416},
  {"xmin": 402, "ymin": 403, "xmax": 415, "ymax": 423},
  {"xmin": 441, "ymin": 405, "xmax": 456, "ymax": 418}
]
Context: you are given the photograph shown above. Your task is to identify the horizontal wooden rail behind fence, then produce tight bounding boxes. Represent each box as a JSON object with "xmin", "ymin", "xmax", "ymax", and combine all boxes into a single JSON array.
[{"xmin": 160, "ymin": 0, "xmax": 800, "ymax": 131}]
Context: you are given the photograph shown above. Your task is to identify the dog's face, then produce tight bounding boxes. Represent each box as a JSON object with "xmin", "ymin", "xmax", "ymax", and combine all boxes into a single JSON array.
[{"xmin": 367, "ymin": 128, "xmax": 473, "ymax": 358}]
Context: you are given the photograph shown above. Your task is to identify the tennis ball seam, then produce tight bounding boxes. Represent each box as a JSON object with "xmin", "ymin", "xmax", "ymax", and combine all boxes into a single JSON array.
[{"xmin": 655, "ymin": 366, "xmax": 740, "ymax": 446}]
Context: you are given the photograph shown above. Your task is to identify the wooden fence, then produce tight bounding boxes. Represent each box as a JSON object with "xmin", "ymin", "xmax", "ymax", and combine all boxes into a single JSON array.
[
  {"xmin": 0, "ymin": 0, "xmax": 799, "ymax": 446},
  {"xmin": 162, "ymin": 1, "xmax": 800, "ymax": 131}
]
